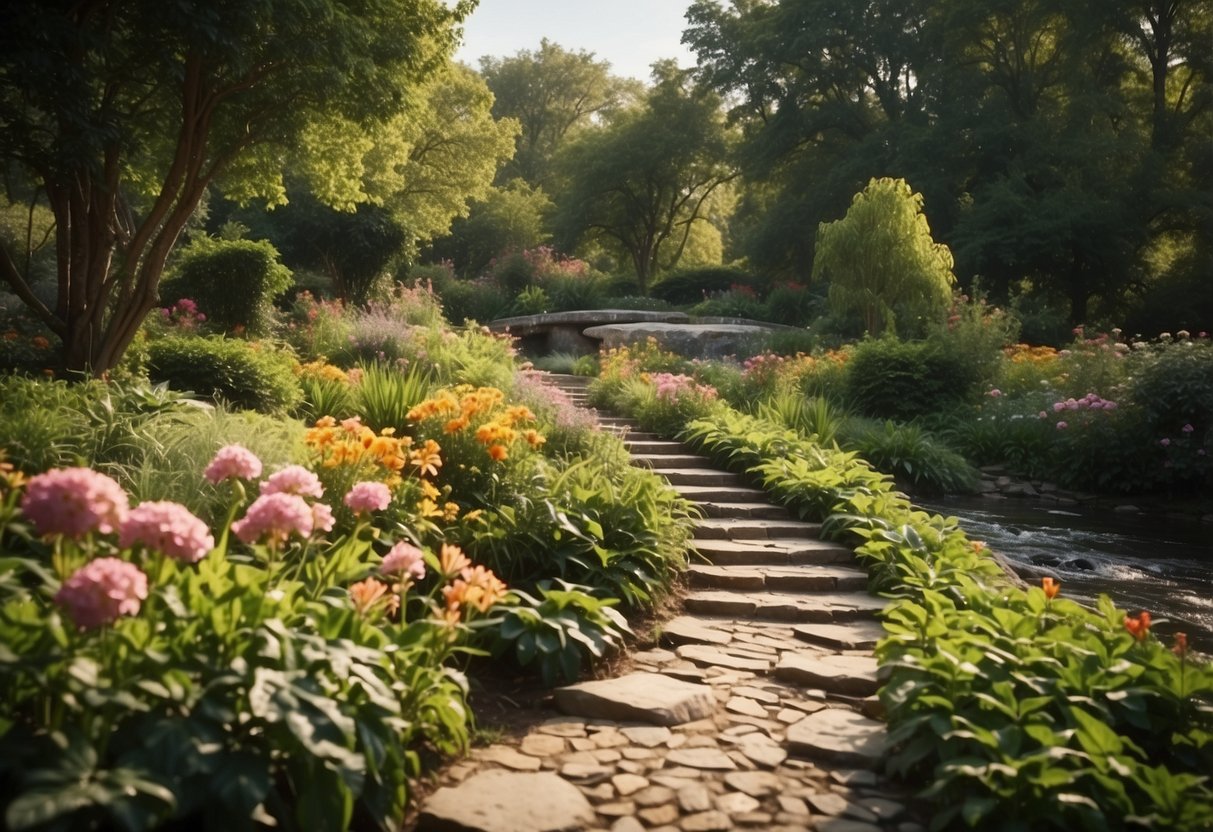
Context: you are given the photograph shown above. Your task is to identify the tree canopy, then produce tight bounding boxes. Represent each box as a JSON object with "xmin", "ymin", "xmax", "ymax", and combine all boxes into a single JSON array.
[{"xmin": 0, "ymin": 0, "xmax": 471, "ymax": 373}]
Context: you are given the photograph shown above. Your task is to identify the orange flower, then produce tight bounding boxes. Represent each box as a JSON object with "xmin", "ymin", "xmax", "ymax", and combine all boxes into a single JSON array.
[
  {"xmin": 439, "ymin": 543, "xmax": 471, "ymax": 579},
  {"xmin": 523, "ymin": 429, "xmax": 546, "ymax": 448},
  {"xmin": 1173, "ymin": 632, "xmax": 1188, "ymax": 658},
  {"xmin": 487, "ymin": 443, "xmax": 508, "ymax": 462},
  {"xmin": 1041, "ymin": 577, "xmax": 1060, "ymax": 599},
  {"xmin": 444, "ymin": 416, "xmax": 469, "ymax": 433},
  {"xmin": 349, "ymin": 578, "xmax": 390, "ymax": 616},
  {"xmin": 1124, "ymin": 611, "xmax": 1151, "ymax": 642},
  {"xmin": 971, "ymin": 541, "xmax": 987, "ymax": 554},
  {"xmin": 410, "ymin": 439, "xmax": 442, "ymax": 477},
  {"xmin": 418, "ymin": 498, "xmax": 443, "ymax": 518},
  {"xmin": 443, "ymin": 565, "xmax": 507, "ymax": 614}
]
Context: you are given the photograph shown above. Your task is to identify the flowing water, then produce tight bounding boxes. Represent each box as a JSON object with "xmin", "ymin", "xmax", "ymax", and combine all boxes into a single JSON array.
[{"xmin": 918, "ymin": 496, "xmax": 1213, "ymax": 645}]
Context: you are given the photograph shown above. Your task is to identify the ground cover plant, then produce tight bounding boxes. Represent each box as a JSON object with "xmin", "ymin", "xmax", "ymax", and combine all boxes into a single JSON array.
[{"xmin": 591, "ymin": 367, "xmax": 1213, "ymax": 829}]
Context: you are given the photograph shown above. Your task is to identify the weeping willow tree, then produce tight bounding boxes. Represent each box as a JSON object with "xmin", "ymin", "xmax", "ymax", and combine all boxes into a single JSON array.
[{"xmin": 813, "ymin": 178, "xmax": 956, "ymax": 337}]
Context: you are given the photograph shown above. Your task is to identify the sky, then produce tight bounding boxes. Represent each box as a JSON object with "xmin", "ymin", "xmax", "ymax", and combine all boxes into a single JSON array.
[{"xmin": 453, "ymin": 0, "xmax": 697, "ymax": 83}]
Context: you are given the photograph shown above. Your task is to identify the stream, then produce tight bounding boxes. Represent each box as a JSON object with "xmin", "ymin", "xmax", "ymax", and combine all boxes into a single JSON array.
[{"xmin": 917, "ymin": 496, "xmax": 1213, "ymax": 646}]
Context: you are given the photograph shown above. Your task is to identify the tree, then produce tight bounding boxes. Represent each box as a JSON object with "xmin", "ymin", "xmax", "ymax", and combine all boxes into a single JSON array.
[
  {"xmin": 0, "ymin": 0, "xmax": 470, "ymax": 374},
  {"xmin": 426, "ymin": 179, "xmax": 553, "ymax": 277},
  {"xmin": 551, "ymin": 63, "xmax": 737, "ymax": 293},
  {"xmin": 815, "ymin": 178, "xmax": 955, "ymax": 336},
  {"xmin": 480, "ymin": 39, "xmax": 642, "ymax": 187}
]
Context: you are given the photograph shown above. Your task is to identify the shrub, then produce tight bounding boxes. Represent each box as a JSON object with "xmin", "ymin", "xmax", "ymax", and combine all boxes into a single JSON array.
[
  {"xmin": 690, "ymin": 285, "xmax": 766, "ymax": 320},
  {"xmin": 761, "ymin": 281, "xmax": 819, "ymax": 326},
  {"xmin": 147, "ymin": 335, "xmax": 302, "ymax": 414},
  {"xmin": 843, "ymin": 336, "xmax": 977, "ymax": 420},
  {"xmin": 293, "ymin": 360, "xmax": 359, "ymax": 423},
  {"xmin": 757, "ymin": 392, "xmax": 842, "ymax": 446},
  {"xmin": 841, "ymin": 418, "xmax": 980, "ymax": 496},
  {"xmin": 546, "ymin": 273, "xmax": 606, "ymax": 312},
  {"xmin": 927, "ymin": 290, "xmax": 1020, "ymax": 389},
  {"xmin": 162, "ymin": 237, "xmax": 292, "ymax": 336},
  {"xmin": 280, "ymin": 291, "xmax": 352, "ymax": 362},
  {"xmin": 435, "ymin": 278, "xmax": 512, "ymax": 326},
  {"xmin": 650, "ymin": 265, "xmax": 758, "ymax": 304},
  {"xmin": 354, "ymin": 363, "xmax": 433, "ymax": 434}
]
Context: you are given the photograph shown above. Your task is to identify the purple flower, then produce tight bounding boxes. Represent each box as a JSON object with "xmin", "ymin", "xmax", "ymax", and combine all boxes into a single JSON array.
[
  {"xmin": 1161, "ymin": 438, "xmax": 1171, "ymax": 447},
  {"xmin": 1182, "ymin": 424, "xmax": 1195, "ymax": 434},
  {"xmin": 119, "ymin": 501, "xmax": 214, "ymax": 563},
  {"xmin": 21, "ymin": 467, "xmax": 129, "ymax": 539},
  {"xmin": 55, "ymin": 557, "xmax": 148, "ymax": 629}
]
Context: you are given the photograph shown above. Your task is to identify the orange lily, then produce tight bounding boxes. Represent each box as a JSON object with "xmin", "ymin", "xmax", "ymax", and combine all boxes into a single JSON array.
[
  {"xmin": 1124, "ymin": 611, "xmax": 1151, "ymax": 642},
  {"xmin": 1041, "ymin": 577, "xmax": 1060, "ymax": 599}
]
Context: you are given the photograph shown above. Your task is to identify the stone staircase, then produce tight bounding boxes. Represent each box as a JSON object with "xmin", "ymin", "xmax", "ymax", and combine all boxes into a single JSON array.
[{"xmin": 416, "ymin": 374, "xmax": 916, "ymax": 832}]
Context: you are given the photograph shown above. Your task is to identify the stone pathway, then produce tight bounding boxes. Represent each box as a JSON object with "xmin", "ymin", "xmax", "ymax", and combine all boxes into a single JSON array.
[{"xmin": 416, "ymin": 374, "xmax": 921, "ymax": 832}]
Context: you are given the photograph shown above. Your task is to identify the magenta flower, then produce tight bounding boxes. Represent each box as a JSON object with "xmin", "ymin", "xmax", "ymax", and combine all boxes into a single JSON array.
[
  {"xmin": 260, "ymin": 465, "xmax": 324, "ymax": 499},
  {"xmin": 204, "ymin": 445, "xmax": 262, "ymax": 484},
  {"xmin": 381, "ymin": 541, "xmax": 426, "ymax": 580},
  {"xmin": 344, "ymin": 482, "xmax": 391, "ymax": 515},
  {"xmin": 311, "ymin": 502, "xmax": 335, "ymax": 534},
  {"xmin": 55, "ymin": 557, "xmax": 148, "ymax": 629},
  {"xmin": 231, "ymin": 493, "xmax": 314, "ymax": 544},
  {"xmin": 986, "ymin": 388, "xmax": 1002, "ymax": 398},
  {"xmin": 119, "ymin": 501, "xmax": 215, "ymax": 563},
  {"xmin": 21, "ymin": 467, "xmax": 129, "ymax": 539}
]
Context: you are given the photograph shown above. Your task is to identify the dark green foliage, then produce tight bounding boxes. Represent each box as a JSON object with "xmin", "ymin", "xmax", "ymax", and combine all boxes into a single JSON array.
[
  {"xmin": 436, "ymin": 279, "xmax": 512, "ymax": 325},
  {"xmin": 762, "ymin": 281, "xmax": 820, "ymax": 326},
  {"xmin": 843, "ymin": 418, "xmax": 980, "ymax": 496},
  {"xmin": 650, "ymin": 266, "xmax": 757, "ymax": 304},
  {"xmin": 690, "ymin": 287, "xmax": 765, "ymax": 320},
  {"xmin": 147, "ymin": 336, "xmax": 302, "ymax": 414},
  {"xmin": 843, "ymin": 337, "xmax": 978, "ymax": 420},
  {"xmin": 162, "ymin": 238, "xmax": 293, "ymax": 336}
]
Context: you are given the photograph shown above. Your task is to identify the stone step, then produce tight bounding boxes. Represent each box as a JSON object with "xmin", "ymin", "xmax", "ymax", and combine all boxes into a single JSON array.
[
  {"xmin": 670, "ymin": 484, "xmax": 771, "ymax": 502},
  {"xmin": 631, "ymin": 453, "xmax": 717, "ymax": 470},
  {"xmin": 693, "ymin": 516, "xmax": 824, "ymax": 540},
  {"xmin": 794, "ymin": 621, "xmax": 886, "ymax": 652},
  {"xmin": 651, "ymin": 468, "xmax": 743, "ymax": 487},
  {"xmin": 597, "ymin": 416, "xmax": 640, "ymax": 427},
  {"xmin": 691, "ymin": 537, "xmax": 853, "ymax": 566},
  {"xmin": 684, "ymin": 589, "xmax": 885, "ymax": 623},
  {"xmin": 697, "ymin": 501, "xmax": 793, "ymax": 520},
  {"xmin": 687, "ymin": 563, "xmax": 869, "ymax": 593},
  {"xmin": 625, "ymin": 439, "xmax": 690, "ymax": 455}
]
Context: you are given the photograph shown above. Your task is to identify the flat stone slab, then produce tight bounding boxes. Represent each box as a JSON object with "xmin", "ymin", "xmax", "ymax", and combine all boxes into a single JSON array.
[
  {"xmin": 794, "ymin": 621, "xmax": 886, "ymax": 651},
  {"xmin": 677, "ymin": 644, "xmax": 774, "ymax": 673},
  {"xmin": 660, "ymin": 615, "xmax": 735, "ymax": 646},
  {"xmin": 555, "ymin": 672, "xmax": 716, "ymax": 726},
  {"xmin": 689, "ymin": 563, "xmax": 868, "ymax": 592},
  {"xmin": 419, "ymin": 770, "xmax": 595, "ymax": 832},
  {"xmin": 671, "ymin": 484, "xmax": 771, "ymax": 502},
  {"xmin": 653, "ymin": 468, "xmax": 741, "ymax": 487},
  {"xmin": 786, "ymin": 708, "xmax": 888, "ymax": 768},
  {"xmin": 692, "ymin": 538, "xmax": 854, "ymax": 566},
  {"xmin": 693, "ymin": 517, "xmax": 824, "ymax": 540},
  {"xmin": 685, "ymin": 590, "xmax": 886, "ymax": 622},
  {"xmin": 775, "ymin": 653, "xmax": 881, "ymax": 697},
  {"xmin": 698, "ymin": 501, "xmax": 792, "ymax": 520}
]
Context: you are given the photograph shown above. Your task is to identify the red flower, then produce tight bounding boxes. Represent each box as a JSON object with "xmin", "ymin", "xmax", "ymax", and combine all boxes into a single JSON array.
[
  {"xmin": 1173, "ymin": 632, "xmax": 1188, "ymax": 659},
  {"xmin": 1124, "ymin": 611, "xmax": 1151, "ymax": 642},
  {"xmin": 1041, "ymin": 577, "xmax": 1060, "ymax": 599}
]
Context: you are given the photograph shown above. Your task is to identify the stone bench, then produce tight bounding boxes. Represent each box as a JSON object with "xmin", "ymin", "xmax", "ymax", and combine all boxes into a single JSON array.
[{"xmin": 487, "ymin": 309, "xmax": 690, "ymax": 355}]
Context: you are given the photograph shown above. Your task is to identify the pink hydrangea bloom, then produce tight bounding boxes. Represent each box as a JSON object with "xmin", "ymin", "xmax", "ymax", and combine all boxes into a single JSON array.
[
  {"xmin": 311, "ymin": 502, "xmax": 335, "ymax": 534},
  {"xmin": 260, "ymin": 465, "xmax": 324, "ymax": 499},
  {"xmin": 119, "ymin": 501, "xmax": 215, "ymax": 563},
  {"xmin": 381, "ymin": 541, "xmax": 426, "ymax": 580},
  {"xmin": 21, "ymin": 467, "xmax": 130, "ymax": 538},
  {"xmin": 231, "ymin": 493, "xmax": 314, "ymax": 544},
  {"xmin": 54, "ymin": 557, "xmax": 148, "ymax": 629},
  {"xmin": 203, "ymin": 445, "xmax": 263, "ymax": 484},
  {"xmin": 344, "ymin": 482, "xmax": 391, "ymax": 515}
]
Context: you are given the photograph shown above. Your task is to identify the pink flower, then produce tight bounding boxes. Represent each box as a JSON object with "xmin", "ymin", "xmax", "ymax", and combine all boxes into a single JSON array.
[
  {"xmin": 1053, "ymin": 402, "xmax": 1065, "ymax": 412},
  {"xmin": 260, "ymin": 465, "xmax": 324, "ymax": 499},
  {"xmin": 986, "ymin": 389, "xmax": 1002, "ymax": 398},
  {"xmin": 119, "ymin": 501, "xmax": 214, "ymax": 563},
  {"xmin": 381, "ymin": 541, "xmax": 426, "ymax": 580},
  {"xmin": 231, "ymin": 493, "xmax": 314, "ymax": 544},
  {"xmin": 21, "ymin": 467, "xmax": 129, "ymax": 538},
  {"xmin": 1038, "ymin": 411, "xmax": 1048, "ymax": 419},
  {"xmin": 1182, "ymin": 424, "xmax": 1194, "ymax": 434},
  {"xmin": 1056, "ymin": 421, "xmax": 1069, "ymax": 430},
  {"xmin": 204, "ymin": 445, "xmax": 262, "ymax": 484},
  {"xmin": 344, "ymin": 482, "xmax": 391, "ymax": 515},
  {"xmin": 55, "ymin": 557, "xmax": 148, "ymax": 629},
  {"xmin": 311, "ymin": 502, "xmax": 335, "ymax": 534},
  {"xmin": 1161, "ymin": 438, "xmax": 1171, "ymax": 447}
]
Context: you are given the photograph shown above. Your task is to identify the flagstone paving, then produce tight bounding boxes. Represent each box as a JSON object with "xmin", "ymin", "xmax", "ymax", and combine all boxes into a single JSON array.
[{"xmin": 414, "ymin": 374, "xmax": 922, "ymax": 832}]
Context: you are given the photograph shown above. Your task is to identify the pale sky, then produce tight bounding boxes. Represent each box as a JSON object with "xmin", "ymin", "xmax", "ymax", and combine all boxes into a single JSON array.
[{"xmin": 453, "ymin": 0, "xmax": 697, "ymax": 83}]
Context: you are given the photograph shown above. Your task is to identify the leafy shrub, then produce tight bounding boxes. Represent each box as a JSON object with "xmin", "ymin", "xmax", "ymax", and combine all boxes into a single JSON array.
[
  {"xmin": 162, "ymin": 237, "xmax": 292, "ymax": 336},
  {"xmin": 435, "ymin": 278, "xmax": 512, "ymax": 326},
  {"xmin": 512, "ymin": 285, "xmax": 551, "ymax": 315},
  {"xmin": 757, "ymin": 392, "xmax": 842, "ymax": 446},
  {"xmin": 280, "ymin": 291, "xmax": 352, "ymax": 362},
  {"xmin": 843, "ymin": 336, "xmax": 978, "ymax": 420},
  {"xmin": 546, "ymin": 273, "xmax": 606, "ymax": 312},
  {"xmin": 337, "ymin": 306, "xmax": 423, "ymax": 367},
  {"xmin": 650, "ymin": 265, "xmax": 758, "ymax": 304},
  {"xmin": 354, "ymin": 363, "xmax": 433, "ymax": 434},
  {"xmin": 293, "ymin": 360, "xmax": 358, "ymax": 423},
  {"xmin": 761, "ymin": 281, "xmax": 819, "ymax": 326},
  {"xmin": 147, "ymin": 335, "xmax": 302, "ymax": 414},
  {"xmin": 691, "ymin": 285, "xmax": 765, "ymax": 320},
  {"xmin": 492, "ymin": 582, "xmax": 631, "ymax": 685},
  {"xmin": 841, "ymin": 418, "xmax": 980, "ymax": 495},
  {"xmin": 1127, "ymin": 336, "xmax": 1213, "ymax": 440},
  {"xmin": 927, "ymin": 290, "xmax": 1020, "ymax": 389}
]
